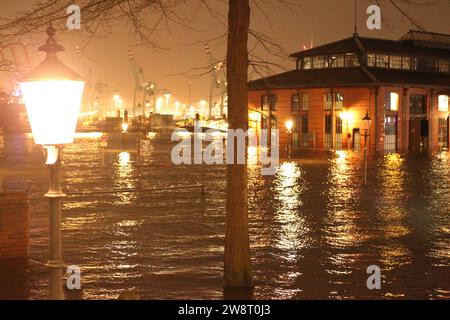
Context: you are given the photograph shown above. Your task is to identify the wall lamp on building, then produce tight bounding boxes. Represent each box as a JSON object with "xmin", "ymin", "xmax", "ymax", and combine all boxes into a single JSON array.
[
  {"xmin": 362, "ymin": 111, "xmax": 372, "ymax": 185},
  {"xmin": 20, "ymin": 24, "xmax": 85, "ymax": 300},
  {"xmin": 285, "ymin": 119, "xmax": 294, "ymax": 159}
]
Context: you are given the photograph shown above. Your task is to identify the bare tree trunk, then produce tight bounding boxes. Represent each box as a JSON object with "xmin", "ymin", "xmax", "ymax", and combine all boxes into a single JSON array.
[{"xmin": 224, "ymin": 0, "xmax": 253, "ymax": 288}]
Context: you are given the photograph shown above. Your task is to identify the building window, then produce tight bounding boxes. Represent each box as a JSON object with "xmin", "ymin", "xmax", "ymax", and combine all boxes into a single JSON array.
[
  {"xmin": 385, "ymin": 92, "xmax": 399, "ymax": 111},
  {"xmin": 368, "ymin": 53, "xmax": 376, "ymax": 67},
  {"xmin": 325, "ymin": 93, "xmax": 333, "ymax": 111},
  {"xmin": 336, "ymin": 116, "xmax": 343, "ymax": 134},
  {"xmin": 261, "ymin": 95, "xmax": 269, "ymax": 111},
  {"xmin": 291, "ymin": 93, "xmax": 300, "ymax": 112},
  {"xmin": 301, "ymin": 114, "xmax": 309, "ymax": 146},
  {"xmin": 325, "ymin": 114, "xmax": 332, "ymax": 134},
  {"xmin": 303, "ymin": 57, "xmax": 312, "ymax": 69},
  {"xmin": 335, "ymin": 92, "xmax": 344, "ymax": 110},
  {"xmin": 438, "ymin": 59, "xmax": 450, "ymax": 73},
  {"xmin": 376, "ymin": 54, "xmax": 389, "ymax": 68},
  {"xmin": 344, "ymin": 53, "xmax": 359, "ymax": 67},
  {"xmin": 270, "ymin": 94, "xmax": 278, "ymax": 111},
  {"xmin": 329, "ymin": 55, "xmax": 345, "ymax": 68},
  {"xmin": 312, "ymin": 56, "xmax": 325, "ymax": 69},
  {"xmin": 439, "ymin": 95, "xmax": 449, "ymax": 112},
  {"xmin": 410, "ymin": 94, "xmax": 427, "ymax": 115},
  {"xmin": 438, "ymin": 118, "xmax": 448, "ymax": 148},
  {"xmin": 390, "ymin": 56, "xmax": 402, "ymax": 69},
  {"xmin": 417, "ymin": 57, "xmax": 437, "ymax": 72},
  {"xmin": 384, "ymin": 116, "xmax": 397, "ymax": 151},
  {"xmin": 301, "ymin": 93, "xmax": 309, "ymax": 111},
  {"xmin": 402, "ymin": 56, "xmax": 411, "ymax": 70},
  {"xmin": 261, "ymin": 94, "xmax": 277, "ymax": 111}
]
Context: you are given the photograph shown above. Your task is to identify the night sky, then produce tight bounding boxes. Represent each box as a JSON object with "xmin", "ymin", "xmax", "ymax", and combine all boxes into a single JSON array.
[{"xmin": 0, "ymin": 0, "xmax": 449, "ymax": 107}]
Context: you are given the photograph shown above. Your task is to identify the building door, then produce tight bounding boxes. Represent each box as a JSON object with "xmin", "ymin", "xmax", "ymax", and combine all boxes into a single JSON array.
[
  {"xmin": 438, "ymin": 117, "xmax": 449, "ymax": 149},
  {"xmin": 384, "ymin": 116, "xmax": 397, "ymax": 151},
  {"xmin": 324, "ymin": 114, "xmax": 332, "ymax": 150},
  {"xmin": 409, "ymin": 119, "xmax": 429, "ymax": 152},
  {"xmin": 353, "ymin": 129, "xmax": 361, "ymax": 151},
  {"xmin": 335, "ymin": 116, "xmax": 343, "ymax": 149},
  {"xmin": 409, "ymin": 119, "xmax": 421, "ymax": 152},
  {"xmin": 409, "ymin": 94, "xmax": 428, "ymax": 152},
  {"xmin": 293, "ymin": 116, "xmax": 301, "ymax": 147},
  {"xmin": 301, "ymin": 114, "xmax": 309, "ymax": 146}
]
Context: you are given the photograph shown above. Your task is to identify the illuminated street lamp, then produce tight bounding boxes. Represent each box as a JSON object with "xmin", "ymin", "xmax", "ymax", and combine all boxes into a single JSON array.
[
  {"xmin": 164, "ymin": 90, "xmax": 171, "ymax": 114},
  {"xmin": 362, "ymin": 111, "xmax": 372, "ymax": 185},
  {"xmin": 19, "ymin": 25, "xmax": 84, "ymax": 300},
  {"xmin": 285, "ymin": 119, "xmax": 294, "ymax": 159}
]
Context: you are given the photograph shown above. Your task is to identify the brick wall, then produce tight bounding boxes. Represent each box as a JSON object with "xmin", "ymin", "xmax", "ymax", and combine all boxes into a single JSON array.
[
  {"xmin": 0, "ymin": 193, "xmax": 29, "ymax": 259},
  {"xmin": 249, "ymin": 87, "xmax": 373, "ymax": 151}
]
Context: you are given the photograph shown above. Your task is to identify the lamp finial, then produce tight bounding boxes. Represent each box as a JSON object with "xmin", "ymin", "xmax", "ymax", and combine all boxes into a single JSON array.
[{"xmin": 39, "ymin": 23, "xmax": 64, "ymax": 56}]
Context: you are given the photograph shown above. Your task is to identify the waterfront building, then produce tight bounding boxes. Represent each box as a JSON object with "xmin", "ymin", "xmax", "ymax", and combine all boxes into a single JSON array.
[{"xmin": 248, "ymin": 30, "xmax": 450, "ymax": 153}]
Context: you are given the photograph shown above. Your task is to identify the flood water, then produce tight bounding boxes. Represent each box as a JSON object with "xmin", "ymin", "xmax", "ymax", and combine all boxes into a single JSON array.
[{"xmin": 0, "ymin": 133, "xmax": 449, "ymax": 300}]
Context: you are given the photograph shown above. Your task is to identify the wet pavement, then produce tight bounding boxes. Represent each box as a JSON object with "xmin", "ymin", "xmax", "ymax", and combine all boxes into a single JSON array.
[{"xmin": 0, "ymin": 133, "xmax": 449, "ymax": 299}]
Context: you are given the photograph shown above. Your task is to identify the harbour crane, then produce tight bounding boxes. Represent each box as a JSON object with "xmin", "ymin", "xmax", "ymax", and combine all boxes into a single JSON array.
[
  {"xmin": 128, "ymin": 50, "xmax": 154, "ymax": 117},
  {"xmin": 203, "ymin": 42, "xmax": 227, "ymax": 119}
]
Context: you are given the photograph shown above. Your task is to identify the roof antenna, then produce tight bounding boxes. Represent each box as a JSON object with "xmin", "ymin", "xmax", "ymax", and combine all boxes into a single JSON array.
[{"xmin": 354, "ymin": 0, "xmax": 358, "ymax": 35}]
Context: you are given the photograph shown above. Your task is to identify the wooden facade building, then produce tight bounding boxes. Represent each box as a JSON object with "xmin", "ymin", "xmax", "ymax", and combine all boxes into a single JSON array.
[{"xmin": 248, "ymin": 31, "xmax": 450, "ymax": 153}]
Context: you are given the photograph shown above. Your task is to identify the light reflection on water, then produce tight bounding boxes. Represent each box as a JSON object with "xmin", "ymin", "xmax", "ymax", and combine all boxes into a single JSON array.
[{"xmin": 0, "ymin": 133, "xmax": 449, "ymax": 300}]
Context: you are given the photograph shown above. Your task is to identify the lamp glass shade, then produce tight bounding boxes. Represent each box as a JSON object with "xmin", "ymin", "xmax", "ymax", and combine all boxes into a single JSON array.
[
  {"xmin": 20, "ymin": 80, "xmax": 85, "ymax": 145},
  {"xmin": 362, "ymin": 112, "xmax": 372, "ymax": 132},
  {"xmin": 285, "ymin": 120, "xmax": 294, "ymax": 132}
]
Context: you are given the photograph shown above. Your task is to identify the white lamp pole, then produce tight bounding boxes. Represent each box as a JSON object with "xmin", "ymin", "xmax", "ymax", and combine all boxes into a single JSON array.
[
  {"xmin": 362, "ymin": 111, "xmax": 372, "ymax": 186},
  {"xmin": 20, "ymin": 25, "xmax": 85, "ymax": 300}
]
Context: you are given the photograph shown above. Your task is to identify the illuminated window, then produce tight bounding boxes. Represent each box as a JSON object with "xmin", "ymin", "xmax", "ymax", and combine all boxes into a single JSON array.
[
  {"xmin": 344, "ymin": 53, "xmax": 359, "ymax": 67},
  {"xmin": 367, "ymin": 53, "xmax": 376, "ymax": 67},
  {"xmin": 385, "ymin": 92, "xmax": 399, "ymax": 111},
  {"xmin": 312, "ymin": 56, "xmax": 325, "ymax": 69},
  {"xmin": 438, "ymin": 60, "xmax": 449, "ymax": 73},
  {"xmin": 438, "ymin": 118, "xmax": 448, "ymax": 148},
  {"xmin": 402, "ymin": 57, "xmax": 411, "ymax": 70},
  {"xmin": 303, "ymin": 57, "xmax": 312, "ymax": 69},
  {"xmin": 376, "ymin": 54, "xmax": 389, "ymax": 68},
  {"xmin": 335, "ymin": 92, "xmax": 344, "ymax": 110},
  {"xmin": 438, "ymin": 95, "xmax": 449, "ymax": 112},
  {"xmin": 325, "ymin": 93, "xmax": 333, "ymax": 111},
  {"xmin": 301, "ymin": 93, "xmax": 309, "ymax": 111},
  {"xmin": 291, "ymin": 93, "xmax": 300, "ymax": 112},
  {"xmin": 390, "ymin": 56, "xmax": 402, "ymax": 69},
  {"xmin": 329, "ymin": 55, "xmax": 345, "ymax": 68}
]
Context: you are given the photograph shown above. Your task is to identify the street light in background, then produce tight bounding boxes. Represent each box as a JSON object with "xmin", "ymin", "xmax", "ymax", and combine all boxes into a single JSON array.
[
  {"xmin": 164, "ymin": 90, "xmax": 171, "ymax": 114},
  {"xmin": 19, "ymin": 24, "xmax": 85, "ymax": 300},
  {"xmin": 362, "ymin": 111, "xmax": 372, "ymax": 185},
  {"xmin": 285, "ymin": 119, "xmax": 294, "ymax": 159}
]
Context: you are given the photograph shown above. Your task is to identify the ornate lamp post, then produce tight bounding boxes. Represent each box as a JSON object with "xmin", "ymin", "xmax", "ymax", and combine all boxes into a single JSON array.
[
  {"xmin": 285, "ymin": 119, "xmax": 294, "ymax": 159},
  {"xmin": 20, "ymin": 25, "xmax": 85, "ymax": 300},
  {"xmin": 362, "ymin": 111, "xmax": 372, "ymax": 185}
]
